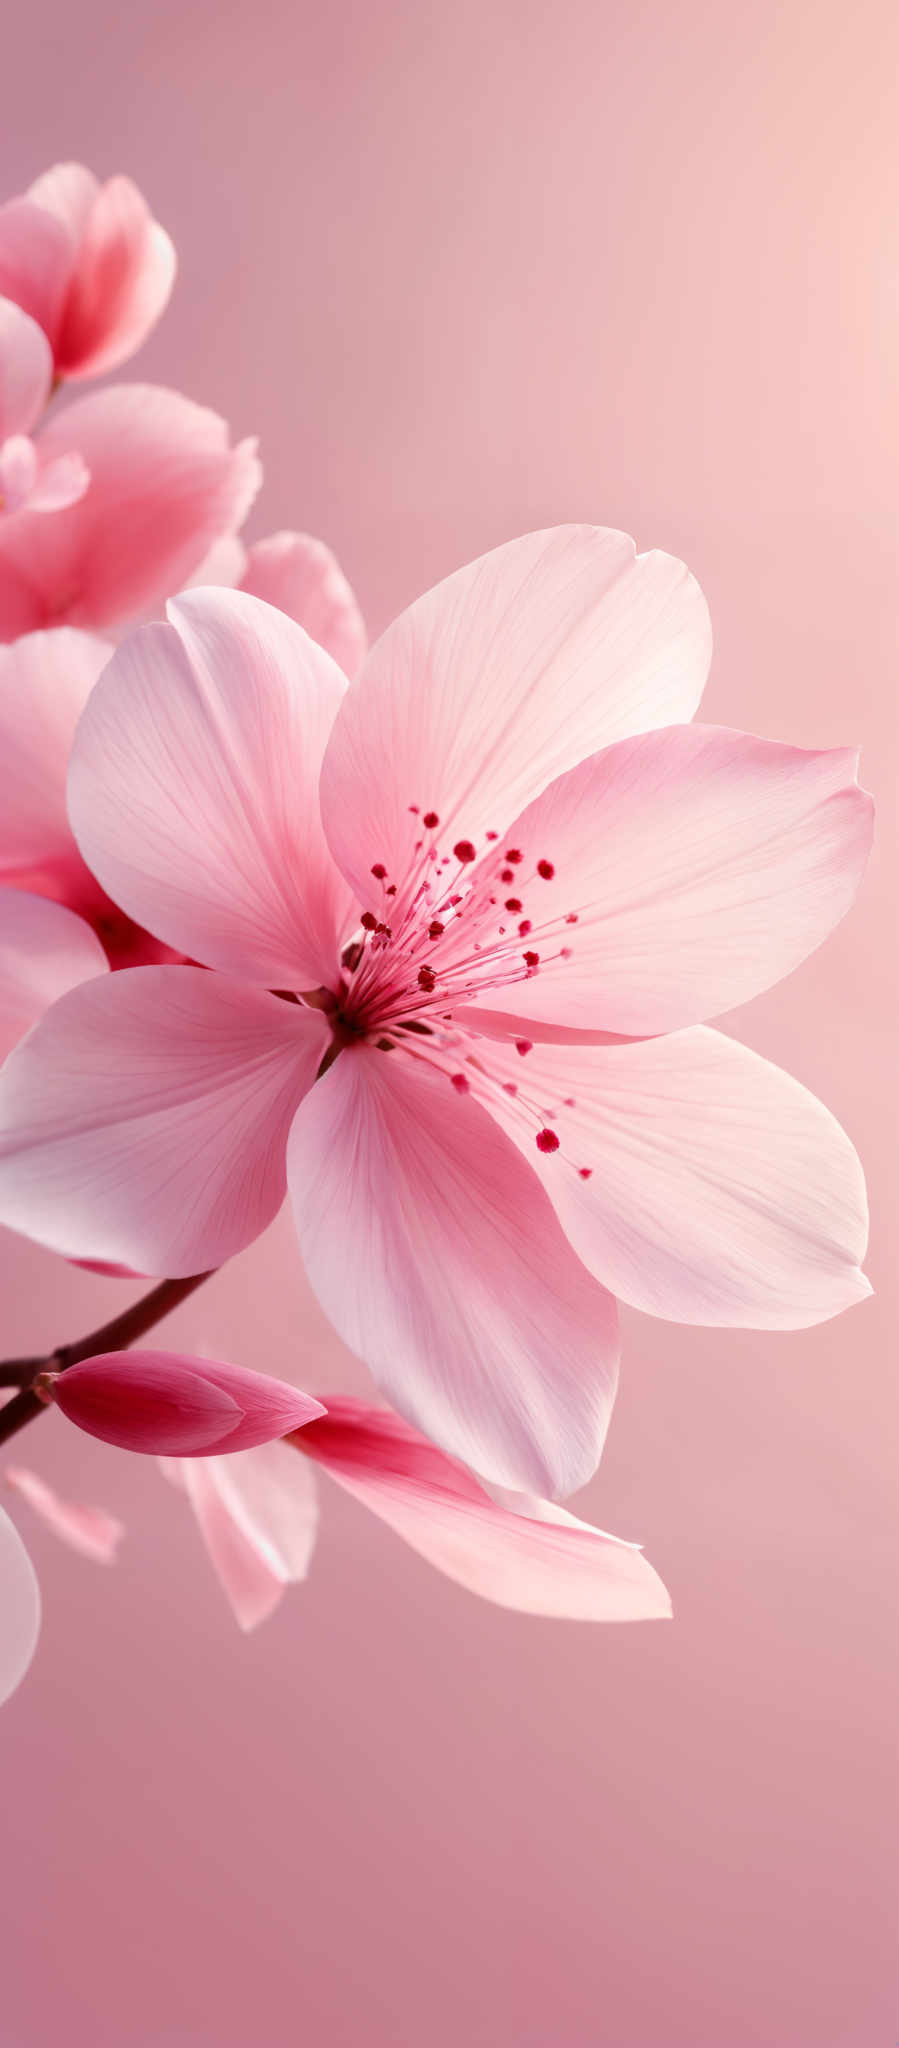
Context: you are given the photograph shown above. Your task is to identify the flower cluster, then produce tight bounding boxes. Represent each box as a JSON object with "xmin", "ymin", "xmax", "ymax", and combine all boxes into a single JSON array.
[{"xmin": 0, "ymin": 162, "xmax": 872, "ymax": 1706}]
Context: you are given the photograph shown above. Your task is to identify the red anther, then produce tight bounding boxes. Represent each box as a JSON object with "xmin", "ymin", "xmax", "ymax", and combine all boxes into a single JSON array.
[
  {"xmin": 418, "ymin": 967, "xmax": 436, "ymax": 991},
  {"xmin": 360, "ymin": 911, "xmax": 378, "ymax": 931},
  {"xmin": 523, "ymin": 950, "xmax": 539, "ymax": 967},
  {"xmin": 515, "ymin": 1039, "xmax": 533, "ymax": 1057},
  {"xmin": 449, "ymin": 893, "xmax": 462, "ymax": 906},
  {"xmin": 536, "ymin": 1128, "xmax": 560, "ymax": 1154},
  {"xmin": 450, "ymin": 1073, "xmax": 470, "ymax": 1094},
  {"xmin": 536, "ymin": 859, "xmax": 555, "ymax": 880},
  {"xmin": 500, "ymin": 868, "xmax": 514, "ymax": 884},
  {"xmin": 504, "ymin": 848, "xmax": 523, "ymax": 864},
  {"xmin": 408, "ymin": 804, "xmax": 420, "ymax": 814},
  {"xmin": 504, "ymin": 897, "xmax": 522, "ymax": 913},
  {"xmin": 428, "ymin": 920, "xmax": 445, "ymax": 939},
  {"xmin": 565, "ymin": 913, "xmax": 578, "ymax": 924},
  {"xmin": 563, "ymin": 1097, "xmax": 576, "ymax": 1108},
  {"xmin": 371, "ymin": 863, "xmax": 388, "ymax": 880},
  {"xmin": 560, "ymin": 946, "xmax": 572, "ymax": 959},
  {"xmin": 485, "ymin": 830, "xmax": 499, "ymax": 841},
  {"xmin": 386, "ymin": 885, "xmax": 397, "ymax": 896},
  {"xmin": 502, "ymin": 1082, "xmax": 518, "ymax": 1095},
  {"xmin": 375, "ymin": 922, "xmax": 392, "ymax": 938},
  {"xmin": 518, "ymin": 920, "xmax": 532, "ymax": 937},
  {"xmin": 578, "ymin": 1167, "xmax": 593, "ymax": 1180},
  {"xmin": 423, "ymin": 811, "xmax": 440, "ymax": 829},
  {"xmin": 453, "ymin": 839, "xmax": 476, "ymax": 864}
]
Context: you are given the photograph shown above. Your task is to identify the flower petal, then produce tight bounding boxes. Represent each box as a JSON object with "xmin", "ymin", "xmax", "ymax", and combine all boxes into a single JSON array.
[
  {"xmin": 0, "ymin": 1503, "xmax": 40, "ymax": 1706},
  {"xmin": 0, "ymin": 197, "xmax": 73, "ymax": 350},
  {"xmin": 483, "ymin": 1028, "xmax": 870, "ymax": 1327},
  {"xmin": 175, "ymin": 1446, "xmax": 319, "ymax": 1631},
  {"xmin": 25, "ymin": 450, "xmax": 90, "ymax": 514},
  {"xmin": 53, "ymin": 175, "xmax": 176, "ymax": 381},
  {"xmin": 287, "ymin": 1044, "xmax": 619, "ymax": 1498},
  {"xmin": 454, "ymin": 725, "xmax": 874, "ymax": 1037},
  {"xmin": 0, "ymin": 889, "xmax": 108, "ymax": 1062},
  {"xmin": 0, "ymin": 297, "xmax": 53, "ymax": 440},
  {"xmin": 239, "ymin": 532, "xmax": 367, "ymax": 675},
  {"xmin": 68, "ymin": 589, "xmax": 355, "ymax": 984},
  {"xmin": 26, "ymin": 162, "xmax": 99, "ymax": 240},
  {"xmin": 320, "ymin": 526, "xmax": 711, "ymax": 908},
  {"xmin": 5, "ymin": 1467, "xmax": 123, "ymax": 1564},
  {"xmin": 0, "ymin": 965, "xmax": 329, "ymax": 1274},
  {"xmin": 295, "ymin": 1399, "xmax": 670, "ymax": 1620},
  {"xmin": 0, "ymin": 627, "xmax": 112, "ymax": 906},
  {"xmin": 54, "ymin": 1349, "xmax": 324, "ymax": 1454},
  {"xmin": 0, "ymin": 385, "xmax": 261, "ymax": 639}
]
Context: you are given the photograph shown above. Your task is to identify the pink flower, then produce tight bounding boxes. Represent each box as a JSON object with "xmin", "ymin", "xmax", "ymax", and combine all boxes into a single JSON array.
[
  {"xmin": 0, "ymin": 528, "xmax": 873, "ymax": 1496},
  {"xmin": 161, "ymin": 1395, "xmax": 671, "ymax": 1630},
  {"xmin": 0, "ymin": 384, "xmax": 260, "ymax": 641},
  {"xmin": 0, "ymin": 162, "xmax": 175, "ymax": 382},
  {"xmin": 49, "ymin": 1348, "xmax": 324, "ymax": 1455},
  {"xmin": 0, "ymin": 297, "xmax": 89, "ymax": 517}
]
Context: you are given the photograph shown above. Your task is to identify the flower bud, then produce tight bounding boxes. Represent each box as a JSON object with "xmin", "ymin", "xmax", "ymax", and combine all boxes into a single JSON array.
[{"xmin": 52, "ymin": 1351, "xmax": 325, "ymax": 1456}]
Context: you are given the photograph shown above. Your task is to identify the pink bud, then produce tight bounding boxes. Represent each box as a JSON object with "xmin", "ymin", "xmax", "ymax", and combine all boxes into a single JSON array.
[{"xmin": 52, "ymin": 1351, "xmax": 325, "ymax": 1456}]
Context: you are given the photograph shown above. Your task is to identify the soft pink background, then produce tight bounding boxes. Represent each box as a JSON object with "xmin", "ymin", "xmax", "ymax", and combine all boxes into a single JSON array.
[{"xmin": 1, "ymin": 3, "xmax": 896, "ymax": 2044}]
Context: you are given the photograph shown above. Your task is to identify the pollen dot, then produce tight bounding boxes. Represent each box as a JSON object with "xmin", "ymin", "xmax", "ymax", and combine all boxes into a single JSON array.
[
  {"xmin": 536, "ymin": 1128, "xmax": 560, "ymax": 1154},
  {"xmin": 428, "ymin": 920, "xmax": 444, "ymax": 939},
  {"xmin": 563, "ymin": 1097, "xmax": 576, "ymax": 1108},
  {"xmin": 518, "ymin": 920, "xmax": 532, "ymax": 937},
  {"xmin": 515, "ymin": 1039, "xmax": 533, "ymax": 1057},
  {"xmin": 505, "ymin": 848, "xmax": 523, "ymax": 864},
  {"xmin": 451, "ymin": 1073, "xmax": 470, "ymax": 1094},
  {"xmin": 418, "ymin": 967, "xmax": 436, "ymax": 990},
  {"xmin": 372, "ymin": 863, "xmax": 389, "ymax": 881},
  {"xmin": 560, "ymin": 946, "xmax": 572, "ymax": 959},
  {"xmin": 502, "ymin": 1082, "xmax": 518, "ymax": 1095},
  {"xmin": 408, "ymin": 804, "xmax": 420, "ymax": 815},
  {"xmin": 360, "ymin": 911, "xmax": 378, "ymax": 931},
  {"xmin": 565, "ymin": 913, "xmax": 578, "ymax": 925},
  {"xmin": 578, "ymin": 1167, "xmax": 593, "ymax": 1180},
  {"xmin": 423, "ymin": 811, "xmax": 439, "ymax": 829},
  {"xmin": 486, "ymin": 830, "xmax": 499, "ymax": 841},
  {"xmin": 523, "ymin": 950, "xmax": 539, "ymax": 967},
  {"xmin": 536, "ymin": 859, "xmax": 555, "ymax": 880},
  {"xmin": 453, "ymin": 839, "xmax": 476, "ymax": 864},
  {"xmin": 505, "ymin": 897, "xmax": 522, "ymax": 913}
]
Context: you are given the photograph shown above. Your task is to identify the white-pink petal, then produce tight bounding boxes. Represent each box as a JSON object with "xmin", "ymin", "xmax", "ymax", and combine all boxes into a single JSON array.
[
  {"xmin": 296, "ymin": 1399, "xmax": 670, "ymax": 1620},
  {"xmin": 0, "ymin": 889, "xmax": 108, "ymax": 1062},
  {"xmin": 239, "ymin": 532, "xmax": 367, "ymax": 676},
  {"xmin": 0, "ymin": 1502, "xmax": 40, "ymax": 1705},
  {"xmin": 287, "ymin": 1044, "xmax": 619, "ymax": 1499},
  {"xmin": 68, "ymin": 589, "xmax": 356, "ymax": 985},
  {"xmin": 483, "ymin": 1027, "xmax": 870, "ymax": 1328},
  {"xmin": 319, "ymin": 526, "xmax": 711, "ymax": 911},
  {"xmin": 163, "ymin": 1443, "xmax": 320, "ymax": 1631},
  {"xmin": 456, "ymin": 725, "xmax": 874, "ymax": 1037},
  {"xmin": 0, "ymin": 966, "xmax": 329, "ymax": 1275},
  {"xmin": 5, "ymin": 1466, "xmax": 123, "ymax": 1564}
]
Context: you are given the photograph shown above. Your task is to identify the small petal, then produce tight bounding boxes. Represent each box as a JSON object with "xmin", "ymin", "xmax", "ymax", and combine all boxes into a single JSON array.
[
  {"xmin": 0, "ymin": 385, "xmax": 261, "ymax": 639},
  {"xmin": 53, "ymin": 1350, "xmax": 324, "ymax": 1455},
  {"xmin": 0, "ymin": 435, "xmax": 37, "ymax": 513},
  {"xmin": 485, "ymin": 1028, "xmax": 870, "ymax": 1328},
  {"xmin": 239, "ymin": 532, "xmax": 367, "ymax": 675},
  {"xmin": 456, "ymin": 725, "xmax": 874, "ymax": 1037},
  {"xmin": 320, "ymin": 526, "xmax": 711, "ymax": 910},
  {"xmin": 0, "ymin": 296, "xmax": 53, "ymax": 440},
  {"xmin": 5, "ymin": 1467, "xmax": 123, "ymax": 1563},
  {"xmin": 165, "ymin": 1442, "xmax": 319, "ymax": 1631},
  {"xmin": 0, "ymin": 888, "xmax": 108, "ymax": 1062},
  {"xmin": 0, "ymin": 966, "xmax": 329, "ymax": 1274},
  {"xmin": 24, "ymin": 451, "xmax": 90, "ymax": 514},
  {"xmin": 0, "ymin": 1503, "xmax": 40, "ymax": 1706},
  {"xmin": 0, "ymin": 626, "xmax": 112, "ymax": 907},
  {"xmin": 52, "ymin": 175, "xmax": 176, "ymax": 381},
  {"xmin": 288, "ymin": 1043, "xmax": 619, "ymax": 1499},
  {"xmin": 68, "ymin": 589, "xmax": 355, "ymax": 985},
  {"xmin": 295, "ymin": 1399, "xmax": 670, "ymax": 1620},
  {"xmin": 0, "ymin": 197, "xmax": 73, "ymax": 350}
]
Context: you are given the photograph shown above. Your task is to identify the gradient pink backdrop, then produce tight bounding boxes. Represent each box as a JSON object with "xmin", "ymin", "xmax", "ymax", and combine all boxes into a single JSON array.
[{"xmin": 1, "ymin": 2, "xmax": 896, "ymax": 2043}]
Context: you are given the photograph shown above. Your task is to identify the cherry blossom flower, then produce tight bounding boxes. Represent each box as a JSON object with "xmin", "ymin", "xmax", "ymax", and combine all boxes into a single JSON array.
[
  {"xmin": 0, "ymin": 527, "xmax": 873, "ymax": 1497},
  {"xmin": 0, "ymin": 384, "xmax": 260, "ymax": 641},
  {"xmin": 0, "ymin": 162, "xmax": 175, "ymax": 383},
  {"xmin": 160, "ymin": 1396, "xmax": 672, "ymax": 1629},
  {"xmin": 0, "ymin": 297, "xmax": 88, "ymax": 518}
]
